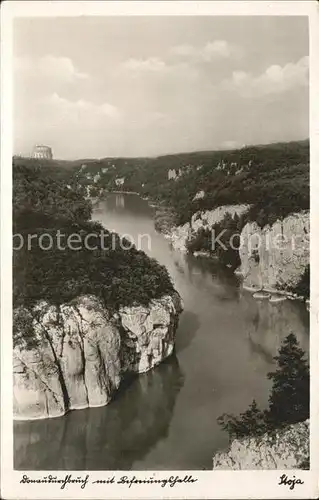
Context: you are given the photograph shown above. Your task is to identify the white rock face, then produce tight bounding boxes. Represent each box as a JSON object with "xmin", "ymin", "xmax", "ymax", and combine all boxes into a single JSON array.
[
  {"xmin": 169, "ymin": 222, "xmax": 191, "ymax": 252},
  {"xmin": 168, "ymin": 169, "xmax": 178, "ymax": 180},
  {"xmin": 192, "ymin": 190, "xmax": 205, "ymax": 201},
  {"xmin": 191, "ymin": 204, "xmax": 250, "ymax": 233},
  {"xmin": 168, "ymin": 206, "xmax": 309, "ymax": 292},
  {"xmin": 169, "ymin": 204, "xmax": 250, "ymax": 252},
  {"xmin": 115, "ymin": 177, "xmax": 125, "ymax": 187},
  {"xmin": 119, "ymin": 294, "xmax": 181, "ymax": 373},
  {"xmin": 213, "ymin": 421, "xmax": 309, "ymax": 469},
  {"xmin": 13, "ymin": 293, "xmax": 182, "ymax": 420},
  {"xmin": 239, "ymin": 211, "xmax": 309, "ymax": 291}
]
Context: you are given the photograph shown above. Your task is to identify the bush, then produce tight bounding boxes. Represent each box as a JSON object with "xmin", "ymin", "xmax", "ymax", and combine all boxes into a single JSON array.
[
  {"xmin": 186, "ymin": 213, "xmax": 243, "ymax": 270},
  {"xmin": 288, "ymin": 265, "xmax": 310, "ymax": 299},
  {"xmin": 217, "ymin": 400, "xmax": 267, "ymax": 440},
  {"xmin": 186, "ymin": 228, "xmax": 212, "ymax": 254},
  {"xmin": 154, "ymin": 208, "xmax": 177, "ymax": 234}
]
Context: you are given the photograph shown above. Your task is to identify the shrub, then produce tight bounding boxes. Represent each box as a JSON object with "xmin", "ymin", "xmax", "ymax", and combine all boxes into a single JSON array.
[
  {"xmin": 186, "ymin": 213, "xmax": 242, "ymax": 270},
  {"xmin": 288, "ymin": 265, "xmax": 310, "ymax": 299}
]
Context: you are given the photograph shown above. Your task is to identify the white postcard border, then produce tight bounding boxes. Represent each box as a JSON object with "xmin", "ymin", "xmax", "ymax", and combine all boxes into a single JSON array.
[{"xmin": 1, "ymin": 2, "xmax": 318, "ymax": 499}]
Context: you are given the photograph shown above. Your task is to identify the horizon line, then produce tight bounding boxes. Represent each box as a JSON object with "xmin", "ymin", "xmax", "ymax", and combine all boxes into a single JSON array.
[{"xmin": 13, "ymin": 137, "xmax": 310, "ymax": 163}]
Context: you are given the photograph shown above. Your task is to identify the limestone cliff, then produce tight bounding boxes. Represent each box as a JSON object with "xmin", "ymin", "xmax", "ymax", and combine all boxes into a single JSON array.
[
  {"xmin": 14, "ymin": 356, "xmax": 184, "ymax": 470},
  {"xmin": 168, "ymin": 204, "xmax": 250, "ymax": 252},
  {"xmin": 13, "ymin": 292, "xmax": 182, "ymax": 420},
  {"xmin": 212, "ymin": 420, "xmax": 309, "ymax": 469},
  {"xmin": 239, "ymin": 211, "xmax": 309, "ymax": 292},
  {"xmin": 168, "ymin": 206, "xmax": 309, "ymax": 293}
]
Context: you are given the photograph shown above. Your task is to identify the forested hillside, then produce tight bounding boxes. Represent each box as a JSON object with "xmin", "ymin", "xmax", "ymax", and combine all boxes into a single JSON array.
[
  {"xmin": 13, "ymin": 160, "xmax": 174, "ymax": 345},
  {"xmin": 15, "ymin": 139, "xmax": 309, "ymax": 229}
]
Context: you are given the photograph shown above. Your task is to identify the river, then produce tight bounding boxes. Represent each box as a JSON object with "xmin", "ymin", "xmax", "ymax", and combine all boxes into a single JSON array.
[{"xmin": 14, "ymin": 193, "xmax": 309, "ymax": 470}]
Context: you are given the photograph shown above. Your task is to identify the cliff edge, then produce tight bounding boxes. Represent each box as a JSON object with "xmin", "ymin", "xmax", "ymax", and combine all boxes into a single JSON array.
[
  {"xmin": 212, "ymin": 420, "xmax": 309, "ymax": 470},
  {"xmin": 14, "ymin": 292, "xmax": 182, "ymax": 420},
  {"xmin": 13, "ymin": 162, "xmax": 183, "ymax": 420},
  {"xmin": 167, "ymin": 205, "xmax": 309, "ymax": 294}
]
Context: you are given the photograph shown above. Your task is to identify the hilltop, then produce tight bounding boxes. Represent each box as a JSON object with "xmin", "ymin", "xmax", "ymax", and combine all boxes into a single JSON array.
[{"xmin": 14, "ymin": 139, "xmax": 309, "ymax": 228}]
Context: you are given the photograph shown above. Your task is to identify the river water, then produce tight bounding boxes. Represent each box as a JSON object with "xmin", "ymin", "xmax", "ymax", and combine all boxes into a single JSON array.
[{"xmin": 14, "ymin": 193, "xmax": 309, "ymax": 470}]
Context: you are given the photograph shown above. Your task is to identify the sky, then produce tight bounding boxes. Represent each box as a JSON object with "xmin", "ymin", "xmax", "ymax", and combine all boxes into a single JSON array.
[{"xmin": 13, "ymin": 16, "xmax": 309, "ymax": 159}]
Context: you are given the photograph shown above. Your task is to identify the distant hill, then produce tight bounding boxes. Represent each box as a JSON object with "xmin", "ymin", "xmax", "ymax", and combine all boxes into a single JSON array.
[
  {"xmin": 14, "ymin": 139, "xmax": 309, "ymax": 227},
  {"xmin": 13, "ymin": 161, "xmax": 174, "ymax": 314}
]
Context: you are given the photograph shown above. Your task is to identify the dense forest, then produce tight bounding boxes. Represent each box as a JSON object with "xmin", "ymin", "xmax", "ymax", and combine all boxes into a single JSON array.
[
  {"xmin": 14, "ymin": 140, "xmax": 309, "ymax": 292},
  {"xmin": 15, "ymin": 139, "xmax": 309, "ymax": 229},
  {"xmin": 16, "ymin": 139, "xmax": 308, "ymax": 229},
  {"xmin": 13, "ymin": 160, "xmax": 175, "ymax": 347},
  {"xmin": 14, "ymin": 140, "xmax": 309, "ymax": 298}
]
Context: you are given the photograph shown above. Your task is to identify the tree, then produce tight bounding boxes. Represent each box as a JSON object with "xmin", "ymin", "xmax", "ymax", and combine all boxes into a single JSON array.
[
  {"xmin": 13, "ymin": 160, "xmax": 175, "ymax": 349},
  {"xmin": 289, "ymin": 265, "xmax": 310, "ymax": 300},
  {"xmin": 217, "ymin": 400, "xmax": 267, "ymax": 440},
  {"xmin": 266, "ymin": 333, "xmax": 309, "ymax": 427},
  {"xmin": 217, "ymin": 334, "xmax": 309, "ymax": 439}
]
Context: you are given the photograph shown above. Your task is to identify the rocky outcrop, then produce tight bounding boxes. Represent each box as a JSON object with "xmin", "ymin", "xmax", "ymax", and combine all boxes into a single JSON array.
[
  {"xmin": 13, "ymin": 292, "xmax": 182, "ymax": 420},
  {"xmin": 169, "ymin": 222, "xmax": 191, "ymax": 252},
  {"xmin": 119, "ymin": 295, "xmax": 180, "ymax": 373},
  {"xmin": 14, "ymin": 356, "xmax": 184, "ymax": 470},
  {"xmin": 192, "ymin": 190, "xmax": 205, "ymax": 201},
  {"xmin": 212, "ymin": 420, "xmax": 309, "ymax": 469},
  {"xmin": 168, "ymin": 206, "xmax": 309, "ymax": 294},
  {"xmin": 190, "ymin": 204, "xmax": 249, "ymax": 234},
  {"xmin": 169, "ymin": 204, "xmax": 250, "ymax": 252},
  {"xmin": 239, "ymin": 211, "xmax": 309, "ymax": 291}
]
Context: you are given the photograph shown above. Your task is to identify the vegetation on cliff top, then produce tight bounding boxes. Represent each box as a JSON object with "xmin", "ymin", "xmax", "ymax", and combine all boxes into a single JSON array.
[
  {"xmin": 217, "ymin": 333, "xmax": 309, "ymax": 441},
  {"xmin": 13, "ymin": 161, "xmax": 175, "ymax": 327},
  {"xmin": 186, "ymin": 212, "xmax": 243, "ymax": 270},
  {"xmin": 15, "ymin": 139, "xmax": 309, "ymax": 229},
  {"xmin": 288, "ymin": 265, "xmax": 310, "ymax": 300}
]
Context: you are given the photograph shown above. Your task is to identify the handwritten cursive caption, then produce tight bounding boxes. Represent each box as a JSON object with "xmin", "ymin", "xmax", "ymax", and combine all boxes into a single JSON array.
[
  {"xmin": 278, "ymin": 474, "xmax": 304, "ymax": 490},
  {"xmin": 20, "ymin": 474, "xmax": 198, "ymax": 490}
]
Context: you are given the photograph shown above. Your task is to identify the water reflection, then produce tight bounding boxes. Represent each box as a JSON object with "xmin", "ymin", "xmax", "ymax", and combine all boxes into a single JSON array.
[
  {"xmin": 14, "ymin": 356, "xmax": 184, "ymax": 470},
  {"xmin": 115, "ymin": 194, "xmax": 125, "ymax": 209},
  {"xmin": 183, "ymin": 254, "xmax": 241, "ymax": 302},
  {"xmin": 14, "ymin": 193, "xmax": 309, "ymax": 471},
  {"xmin": 100, "ymin": 193, "xmax": 154, "ymax": 218},
  {"xmin": 242, "ymin": 293, "xmax": 309, "ymax": 359},
  {"xmin": 175, "ymin": 311, "xmax": 200, "ymax": 353}
]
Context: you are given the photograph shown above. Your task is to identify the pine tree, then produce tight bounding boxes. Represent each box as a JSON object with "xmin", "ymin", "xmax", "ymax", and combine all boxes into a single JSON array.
[
  {"xmin": 217, "ymin": 400, "xmax": 266, "ymax": 439},
  {"xmin": 240, "ymin": 399, "xmax": 267, "ymax": 436},
  {"xmin": 217, "ymin": 334, "xmax": 309, "ymax": 440},
  {"xmin": 266, "ymin": 333, "xmax": 309, "ymax": 427}
]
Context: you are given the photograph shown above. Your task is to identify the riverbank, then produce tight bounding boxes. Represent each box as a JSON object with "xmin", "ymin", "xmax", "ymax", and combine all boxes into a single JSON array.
[
  {"xmin": 13, "ymin": 165, "xmax": 184, "ymax": 421},
  {"xmin": 15, "ymin": 192, "xmax": 310, "ymax": 469},
  {"xmin": 14, "ymin": 292, "xmax": 183, "ymax": 421},
  {"xmin": 91, "ymin": 190, "xmax": 176, "ymax": 234},
  {"xmin": 112, "ymin": 192, "xmax": 310, "ymax": 306},
  {"xmin": 150, "ymin": 204, "xmax": 309, "ymax": 305}
]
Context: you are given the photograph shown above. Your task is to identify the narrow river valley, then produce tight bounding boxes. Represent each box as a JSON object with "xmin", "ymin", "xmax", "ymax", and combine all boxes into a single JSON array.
[{"xmin": 14, "ymin": 193, "xmax": 309, "ymax": 470}]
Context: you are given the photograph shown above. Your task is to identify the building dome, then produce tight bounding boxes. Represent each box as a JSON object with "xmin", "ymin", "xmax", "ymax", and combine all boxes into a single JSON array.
[{"xmin": 31, "ymin": 145, "xmax": 53, "ymax": 159}]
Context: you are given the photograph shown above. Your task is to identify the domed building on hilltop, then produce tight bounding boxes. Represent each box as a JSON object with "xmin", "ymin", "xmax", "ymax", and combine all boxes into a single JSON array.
[{"xmin": 31, "ymin": 144, "xmax": 53, "ymax": 160}]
